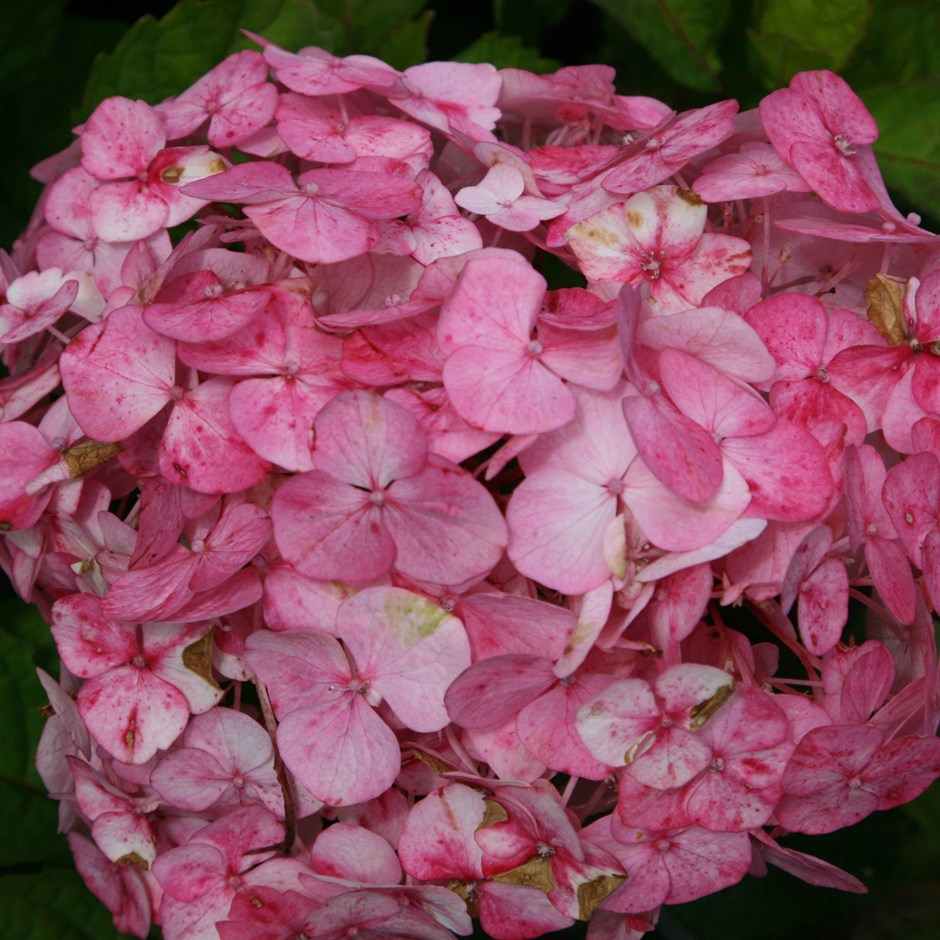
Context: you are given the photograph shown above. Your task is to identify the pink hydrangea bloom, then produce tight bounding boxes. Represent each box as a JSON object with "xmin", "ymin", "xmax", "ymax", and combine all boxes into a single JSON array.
[{"xmin": 3, "ymin": 34, "xmax": 939, "ymax": 940}]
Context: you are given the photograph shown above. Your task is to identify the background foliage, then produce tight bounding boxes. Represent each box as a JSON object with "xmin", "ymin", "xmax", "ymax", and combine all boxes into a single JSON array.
[{"xmin": 1, "ymin": 1, "xmax": 937, "ymax": 937}]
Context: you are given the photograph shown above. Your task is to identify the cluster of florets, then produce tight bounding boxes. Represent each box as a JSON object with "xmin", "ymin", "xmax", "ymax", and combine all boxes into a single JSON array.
[{"xmin": 2, "ymin": 36, "xmax": 939, "ymax": 940}]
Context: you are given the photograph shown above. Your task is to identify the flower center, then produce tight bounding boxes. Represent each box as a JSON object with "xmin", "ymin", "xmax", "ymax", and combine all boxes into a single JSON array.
[{"xmin": 833, "ymin": 133, "xmax": 856, "ymax": 156}]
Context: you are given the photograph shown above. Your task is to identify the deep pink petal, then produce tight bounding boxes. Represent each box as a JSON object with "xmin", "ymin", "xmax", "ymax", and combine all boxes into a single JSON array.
[
  {"xmin": 722, "ymin": 419, "xmax": 834, "ymax": 521},
  {"xmin": 622, "ymin": 394, "xmax": 723, "ymax": 504}
]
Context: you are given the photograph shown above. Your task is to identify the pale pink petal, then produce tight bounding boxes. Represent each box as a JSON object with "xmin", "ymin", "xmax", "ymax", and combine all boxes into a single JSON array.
[
  {"xmin": 312, "ymin": 390, "xmax": 427, "ymax": 489},
  {"xmin": 310, "ymin": 823, "xmax": 401, "ymax": 884},
  {"xmin": 443, "ymin": 344, "xmax": 576, "ymax": 434},
  {"xmin": 89, "ymin": 181, "xmax": 169, "ymax": 242},
  {"xmin": 437, "ymin": 253, "xmax": 543, "ymax": 353},
  {"xmin": 245, "ymin": 630, "xmax": 353, "ymax": 717},
  {"xmin": 622, "ymin": 457, "xmax": 750, "ymax": 552}
]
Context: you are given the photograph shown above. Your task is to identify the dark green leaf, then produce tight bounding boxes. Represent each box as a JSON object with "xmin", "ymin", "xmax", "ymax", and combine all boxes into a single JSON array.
[
  {"xmin": 316, "ymin": 0, "xmax": 427, "ymax": 55},
  {"xmin": 455, "ymin": 31, "xmax": 561, "ymax": 71},
  {"xmin": 493, "ymin": 0, "xmax": 574, "ymax": 46},
  {"xmin": 79, "ymin": 0, "xmax": 332, "ymax": 117},
  {"xmin": 0, "ymin": 626, "xmax": 51, "ymax": 787},
  {"xmin": 749, "ymin": 0, "xmax": 871, "ymax": 87},
  {"xmin": 588, "ymin": 0, "xmax": 730, "ymax": 92},
  {"xmin": 847, "ymin": 0, "xmax": 940, "ymax": 88},
  {"xmin": 0, "ymin": 614, "xmax": 72, "ymax": 869},
  {"xmin": 373, "ymin": 10, "xmax": 432, "ymax": 68},
  {"xmin": 864, "ymin": 78, "xmax": 940, "ymax": 225},
  {"xmin": 0, "ymin": 868, "xmax": 127, "ymax": 940},
  {"xmin": 0, "ymin": 780, "xmax": 71, "ymax": 868},
  {"xmin": 0, "ymin": 0, "xmax": 65, "ymax": 89},
  {"xmin": 0, "ymin": 10, "xmax": 127, "ymax": 249}
]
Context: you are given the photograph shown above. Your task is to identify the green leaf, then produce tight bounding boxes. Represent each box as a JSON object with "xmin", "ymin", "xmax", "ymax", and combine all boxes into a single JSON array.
[
  {"xmin": 372, "ymin": 9, "xmax": 431, "ymax": 69},
  {"xmin": 0, "ymin": 9, "xmax": 127, "ymax": 249},
  {"xmin": 493, "ymin": 0, "xmax": 574, "ymax": 46},
  {"xmin": 455, "ymin": 31, "xmax": 561, "ymax": 72},
  {"xmin": 0, "ymin": 780, "xmax": 71, "ymax": 869},
  {"xmin": 315, "ymin": 0, "xmax": 427, "ymax": 55},
  {"xmin": 847, "ymin": 0, "xmax": 940, "ymax": 88},
  {"xmin": 0, "ymin": 616, "xmax": 72, "ymax": 869},
  {"xmin": 749, "ymin": 0, "xmax": 871, "ymax": 87},
  {"xmin": 863, "ymin": 78, "xmax": 940, "ymax": 225},
  {"xmin": 0, "ymin": 626, "xmax": 50, "ymax": 787},
  {"xmin": 0, "ymin": 0, "xmax": 65, "ymax": 89},
  {"xmin": 0, "ymin": 868, "xmax": 127, "ymax": 940},
  {"xmin": 588, "ymin": 0, "xmax": 730, "ymax": 92},
  {"xmin": 79, "ymin": 0, "xmax": 333, "ymax": 117}
]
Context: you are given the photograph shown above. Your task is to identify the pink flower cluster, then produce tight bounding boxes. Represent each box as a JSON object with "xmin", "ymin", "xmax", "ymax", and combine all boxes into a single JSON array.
[{"xmin": 2, "ymin": 40, "xmax": 939, "ymax": 940}]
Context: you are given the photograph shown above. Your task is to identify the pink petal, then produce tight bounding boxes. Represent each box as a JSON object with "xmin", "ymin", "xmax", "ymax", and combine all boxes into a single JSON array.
[
  {"xmin": 445, "ymin": 654, "xmax": 557, "ymax": 729},
  {"xmin": 438, "ymin": 253, "xmax": 544, "ymax": 353},
  {"xmin": 277, "ymin": 696, "xmax": 400, "ymax": 806},
  {"xmin": 443, "ymin": 344, "xmax": 576, "ymax": 434},
  {"xmin": 159, "ymin": 377, "xmax": 271, "ymax": 493},
  {"xmin": 89, "ymin": 179, "xmax": 169, "ymax": 243},
  {"xmin": 272, "ymin": 471, "xmax": 394, "ymax": 582},
  {"xmin": 245, "ymin": 630, "xmax": 354, "ymax": 717},
  {"xmin": 78, "ymin": 666, "xmax": 189, "ymax": 764},
  {"xmin": 797, "ymin": 558, "xmax": 849, "ymax": 655},
  {"xmin": 622, "ymin": 457, "xmax": 750, "ymax": 552},
  {"xmin": 338, "ymin": 587, "xmax": 470, "ymax": 732},
  {"xmin": 382, "ymin": 457, "xmax": 507, "ymax": 584},
  {"xmin": 246, "ymin": 195, "xmax": 376, "ymax": 265},
  {"xmin": 398, "ymin": 783, "xmax": 485, "ymax": 880},
  {"xmin": 622, "ymin": 394, "xmax": 723, "ymax": 504},
  {"xmin": 51, "ymin": 594, "xmax": 138, "ymax": 678},
  {"xmin": 312, "ymin": 391, "xmax": 427, "ymax": 488},
  {"xmin": 81, "ymin": 97, "xmax": 164, "ymax": 179},
  {"xmin": 507, "ymin": 469, "xmax": 617, "ymax": 594},
  {"xmin": 722, "ymin": 419, "xmax": 834, "ymax": 521},
  {"xmin": 60, "ymin": 305, "xmax": 175, "ymax": 441},
  {"xmin": 310, "ymin": 823, "xmax": 401, "ymax": 884}
]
